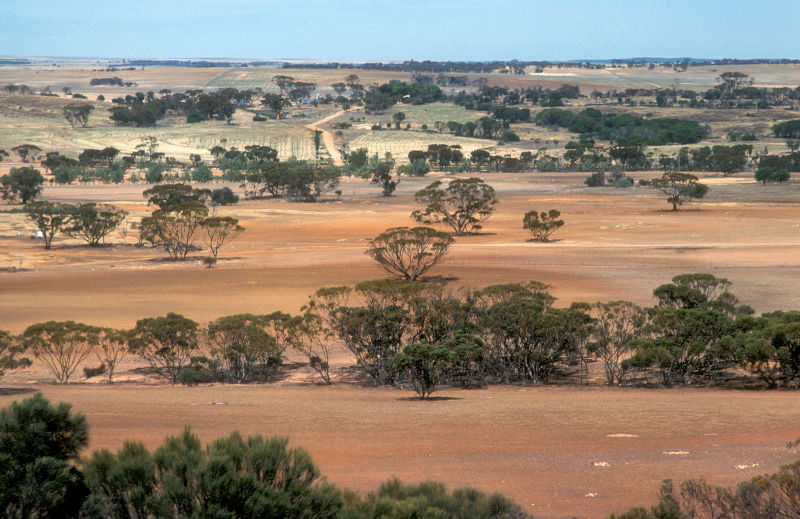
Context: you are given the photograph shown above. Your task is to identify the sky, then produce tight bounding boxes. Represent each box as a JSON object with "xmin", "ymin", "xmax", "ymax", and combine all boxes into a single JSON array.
[{"xmin": 1, "ymin": 0, "xmax": 799, "ymax": 61}]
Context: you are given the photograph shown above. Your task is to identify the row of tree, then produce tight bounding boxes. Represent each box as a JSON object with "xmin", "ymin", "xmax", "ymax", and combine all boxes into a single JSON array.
[{"xmin": 5, "ymin": 274, "xmax": 800, "ymax": 395}]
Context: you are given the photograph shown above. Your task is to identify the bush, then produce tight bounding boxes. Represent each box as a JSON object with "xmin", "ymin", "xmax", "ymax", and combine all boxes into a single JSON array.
[
  {"xmin": 186, "ymin": 112, "xmax": 204, "ymax": 123},
  {"xmin": 614, "ymin": 176, "xmax": 634, "ymax": 188},
  {"xmin": 144, "ymin": 162, "xmax": 166, "ymax": 183},
  {"xmin": 0, "ymin": 393, "xmax": 89, "ymax": 518},
  {"xmin": 178, "ymin": 356, "xmax": 217, "ymax": 385},
  {"xmin": 585, "ymin": 172, "xmax": 605, "ymax": 187},
  {"xmin": 501, "ymin": 131, "xmax": 520, "ymax": 142},
  {"xmin": 190, "ymin": 163, "xmax": 213, "ymax": 182},
  {"xmin": 398, "ymin": 158, "xmax": 430, "ymax": 177},
  {"xmin": 211, "ymin": 186, "xmax": 239, "ymax": 205}
]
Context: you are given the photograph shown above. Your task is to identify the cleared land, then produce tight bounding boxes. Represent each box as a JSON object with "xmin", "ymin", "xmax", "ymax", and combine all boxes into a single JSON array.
[
  {"xmin": 3, "ymin": 63, "xmax": 800, "ymax": 519},
  {"xmin": 0, "ymin": 384, "xmax": 797, "ymax": 519},
  {"xmin": 3, "ymin": 172, "xmax": 800, "ymax": 331}
]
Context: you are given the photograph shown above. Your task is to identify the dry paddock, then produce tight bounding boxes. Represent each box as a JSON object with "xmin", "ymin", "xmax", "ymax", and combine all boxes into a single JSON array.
[
  {"xmin": 2, "ymin": 172, "xmax": 800, "ymax": 518},
  {"xmin": 0, "ymin": 384, "xmax": 797, "ymax": 519}
]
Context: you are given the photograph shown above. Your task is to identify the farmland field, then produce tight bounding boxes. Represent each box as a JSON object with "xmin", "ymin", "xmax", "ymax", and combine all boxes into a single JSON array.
[{"xmin": 2, "ymin": 62, "xmax": 800, "ymax": 519}]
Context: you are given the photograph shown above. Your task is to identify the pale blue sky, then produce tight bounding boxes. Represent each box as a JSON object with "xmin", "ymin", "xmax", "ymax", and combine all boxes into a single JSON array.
[{"xmin": 1, "ymin": 0, "xmax": 799, "ymax": 61}]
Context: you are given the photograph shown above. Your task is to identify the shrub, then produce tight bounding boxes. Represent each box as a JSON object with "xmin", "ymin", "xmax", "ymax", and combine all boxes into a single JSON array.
[
  {"xmin": 211, "ymin": 186, "xmax": 239, "ymax": 205},
  {"xmin": 614, "ymin": 176, "xmax": 634, "ymax": 188},
  {"xmin": 191, "ymin": 163, "xmax": 213, "ymax": 182},
  {"xmin": 585, "ymin": 172, "xmax": 605, "ymax": 186}
]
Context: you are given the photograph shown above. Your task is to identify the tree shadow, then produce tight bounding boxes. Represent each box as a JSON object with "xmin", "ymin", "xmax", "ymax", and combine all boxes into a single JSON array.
[
  {"xmin": 397, "ymin": 396, "xmax": 462, "ymax": 402},
  {"xmin": 525, "ymin": 238, "xmax": 562, "ymax": 243},
  {"xmin": 419, "ymin": 275, "xmax": 459, "ymax": 283},
  {"xmin": 653, "ymin": 208, "xmax": 703, "ymax": 213},
  {"xmin": 0, "ymin": 387, "xmax": 37, "ymax": 396}
]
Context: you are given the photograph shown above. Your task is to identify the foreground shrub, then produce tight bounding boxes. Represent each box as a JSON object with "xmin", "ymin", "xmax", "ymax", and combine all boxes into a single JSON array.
[
  {"xmin": 83, "ymin": 428, "xmax": 343, "ymax": 519},
  {"xmin": 0, "ymin": 395, "xmax": 530, "ymax": 518},
  {"xmin": 0, "ymin": 393, "xmax": 89, "ymax": 519},
  {"xmin": 347, "ymin": 478, "xmax": 528, "ymax": 518}
]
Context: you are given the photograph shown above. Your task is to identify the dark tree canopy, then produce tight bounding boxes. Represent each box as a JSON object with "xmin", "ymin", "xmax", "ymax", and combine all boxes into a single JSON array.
[
  {"xmin": 0, "ymin": 393, "xmax": 89, "ymax": 519},
  {"xmin": 1, "ymin": 167, "xmax": 45, "ymax": 204}
]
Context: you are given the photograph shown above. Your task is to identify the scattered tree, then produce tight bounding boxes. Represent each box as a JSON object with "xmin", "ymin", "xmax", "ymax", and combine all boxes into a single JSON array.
[
  {"xmin": 365, "ymin": 226, "xmax": 453, "ymax": 280},
  {"xmin": 139, "ymin": 201, "xmax": 209, "ymax": 260},
  {"xmin": 206, "ymin": 314, "xmax": 283, "ymax": 383},
  {"xmin": 390, "ymin": 342, "xmax": 452, "ymax": 399},
  {"xmin": 12, "ymin": 144, "xmax": 42, "ymax": 163},
  {"xmin": 25, "ymin": 201, "xmax": 74, "ymax": 249},
  {"xmin": 0, "ymin": 167, "xmax": 45, "ymax": 204},
  {"xmin": 62, "ymin": 103, "xmax": 94, "ymax": 128},
  {"xmin": 412, "ymin": 178, "xmax": 498, "ymax": 235},
  {"xmin": 710, "ymin": 145, "xmax": 748, "ymax": 176},
  {"xmin": 649, "ymin": 172, "xmax": 709, "ymax": 211},
  {"xmin": 66, "ymin": 203, "xmax": 127, "ymax": 246},
  {"xmin": 127, "ymin": 313, "xmax": 200, "ymax": 384},
  {"xmin": 22, "ymin": 321, "xmax": 99, "ymax": 383},
  {"xmin": 369, "ymin": 160, "xmax": 397, "ymax": 196},
  {"xmin": 392, "ymin": 111, "xmax": 406, "ymax": 129},
  {"xmin": 93, "ymin": 328, "xmax": 128, "ymax": 384},
  {"xmin": 588, "ymin": 301, "xmax": 648, "ymax": 385},
  {"xmin": 142, "ymin": 182, "xmax": 209, "ymax": 209},
  {"xmin": 523, "ymin": 209, "xmax": 564, "ymax": 242},
  {"xmin": 203, "ymin": 215, "xmax": 244, "ymax": 260},
  {"xmin": 755, "ymin": 166, "xmax": 790, "ymax": 185},
  {"xmin": 0, "ymin": 331, "xmax": 31, "ymax": 380},
  {"xmin": 262, "ymin": 93, "xmax": 290, "ymax": 119}
]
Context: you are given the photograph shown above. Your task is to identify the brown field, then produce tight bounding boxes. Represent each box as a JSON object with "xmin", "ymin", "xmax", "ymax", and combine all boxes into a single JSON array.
[
  {"xmin": 2, "ymin": 171, "xmax": 800, "ymax": 518},
  {"xmin": 0, "ymin": 384, "xmax": 798, "ymax": 519},
  {"xmin": 3, "ymin": 62, "xmax": 800, "ymax": 518}
]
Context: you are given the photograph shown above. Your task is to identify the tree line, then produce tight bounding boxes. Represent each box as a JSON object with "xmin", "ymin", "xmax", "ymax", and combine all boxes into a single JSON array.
[{"xmin": 4, "ymin": 273, "xmax": 800, "ymax": 396}]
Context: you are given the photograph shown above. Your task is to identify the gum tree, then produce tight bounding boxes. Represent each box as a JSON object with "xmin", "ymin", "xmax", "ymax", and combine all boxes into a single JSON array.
[
  {"xmin": 365, "ymin": 226, "xmax": 453, "ymax": 280},
  {"xmin": 412, "ymin": 177, "xmax": 498, "ymax": 235},
  {"xmin": 649, "ymin": 172, "xmax": 708, "ymax": 211}
]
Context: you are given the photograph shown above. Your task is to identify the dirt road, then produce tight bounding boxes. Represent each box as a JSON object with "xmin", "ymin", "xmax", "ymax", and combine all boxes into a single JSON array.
[{"xmin": 305, "ymin": 107, "xmax": 357, "ymax": 166}]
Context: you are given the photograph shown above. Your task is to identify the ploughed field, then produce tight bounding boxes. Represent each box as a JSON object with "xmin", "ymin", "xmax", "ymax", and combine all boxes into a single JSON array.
[
  {"xmin": 0, "ymin": 384, "xmax": 798, "ymax": 519},
  {"xmin": 2, "ymin": 171, "xmax": 800, "ymax": 518}
]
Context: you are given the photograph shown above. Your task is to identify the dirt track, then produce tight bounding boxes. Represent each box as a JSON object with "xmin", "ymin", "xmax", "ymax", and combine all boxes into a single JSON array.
[{"xmin": 305, "ymin": 107, "xmax": 355, "ymax": 165}]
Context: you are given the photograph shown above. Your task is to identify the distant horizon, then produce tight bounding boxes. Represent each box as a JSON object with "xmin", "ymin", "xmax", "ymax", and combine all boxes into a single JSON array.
[
  {"xmin": 2, "ymin": 1, "xmax": 799, "ymax": 62},
  {"xmin": 2, "ymin": 55, "xmax": 799, "ymax": 64}
]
